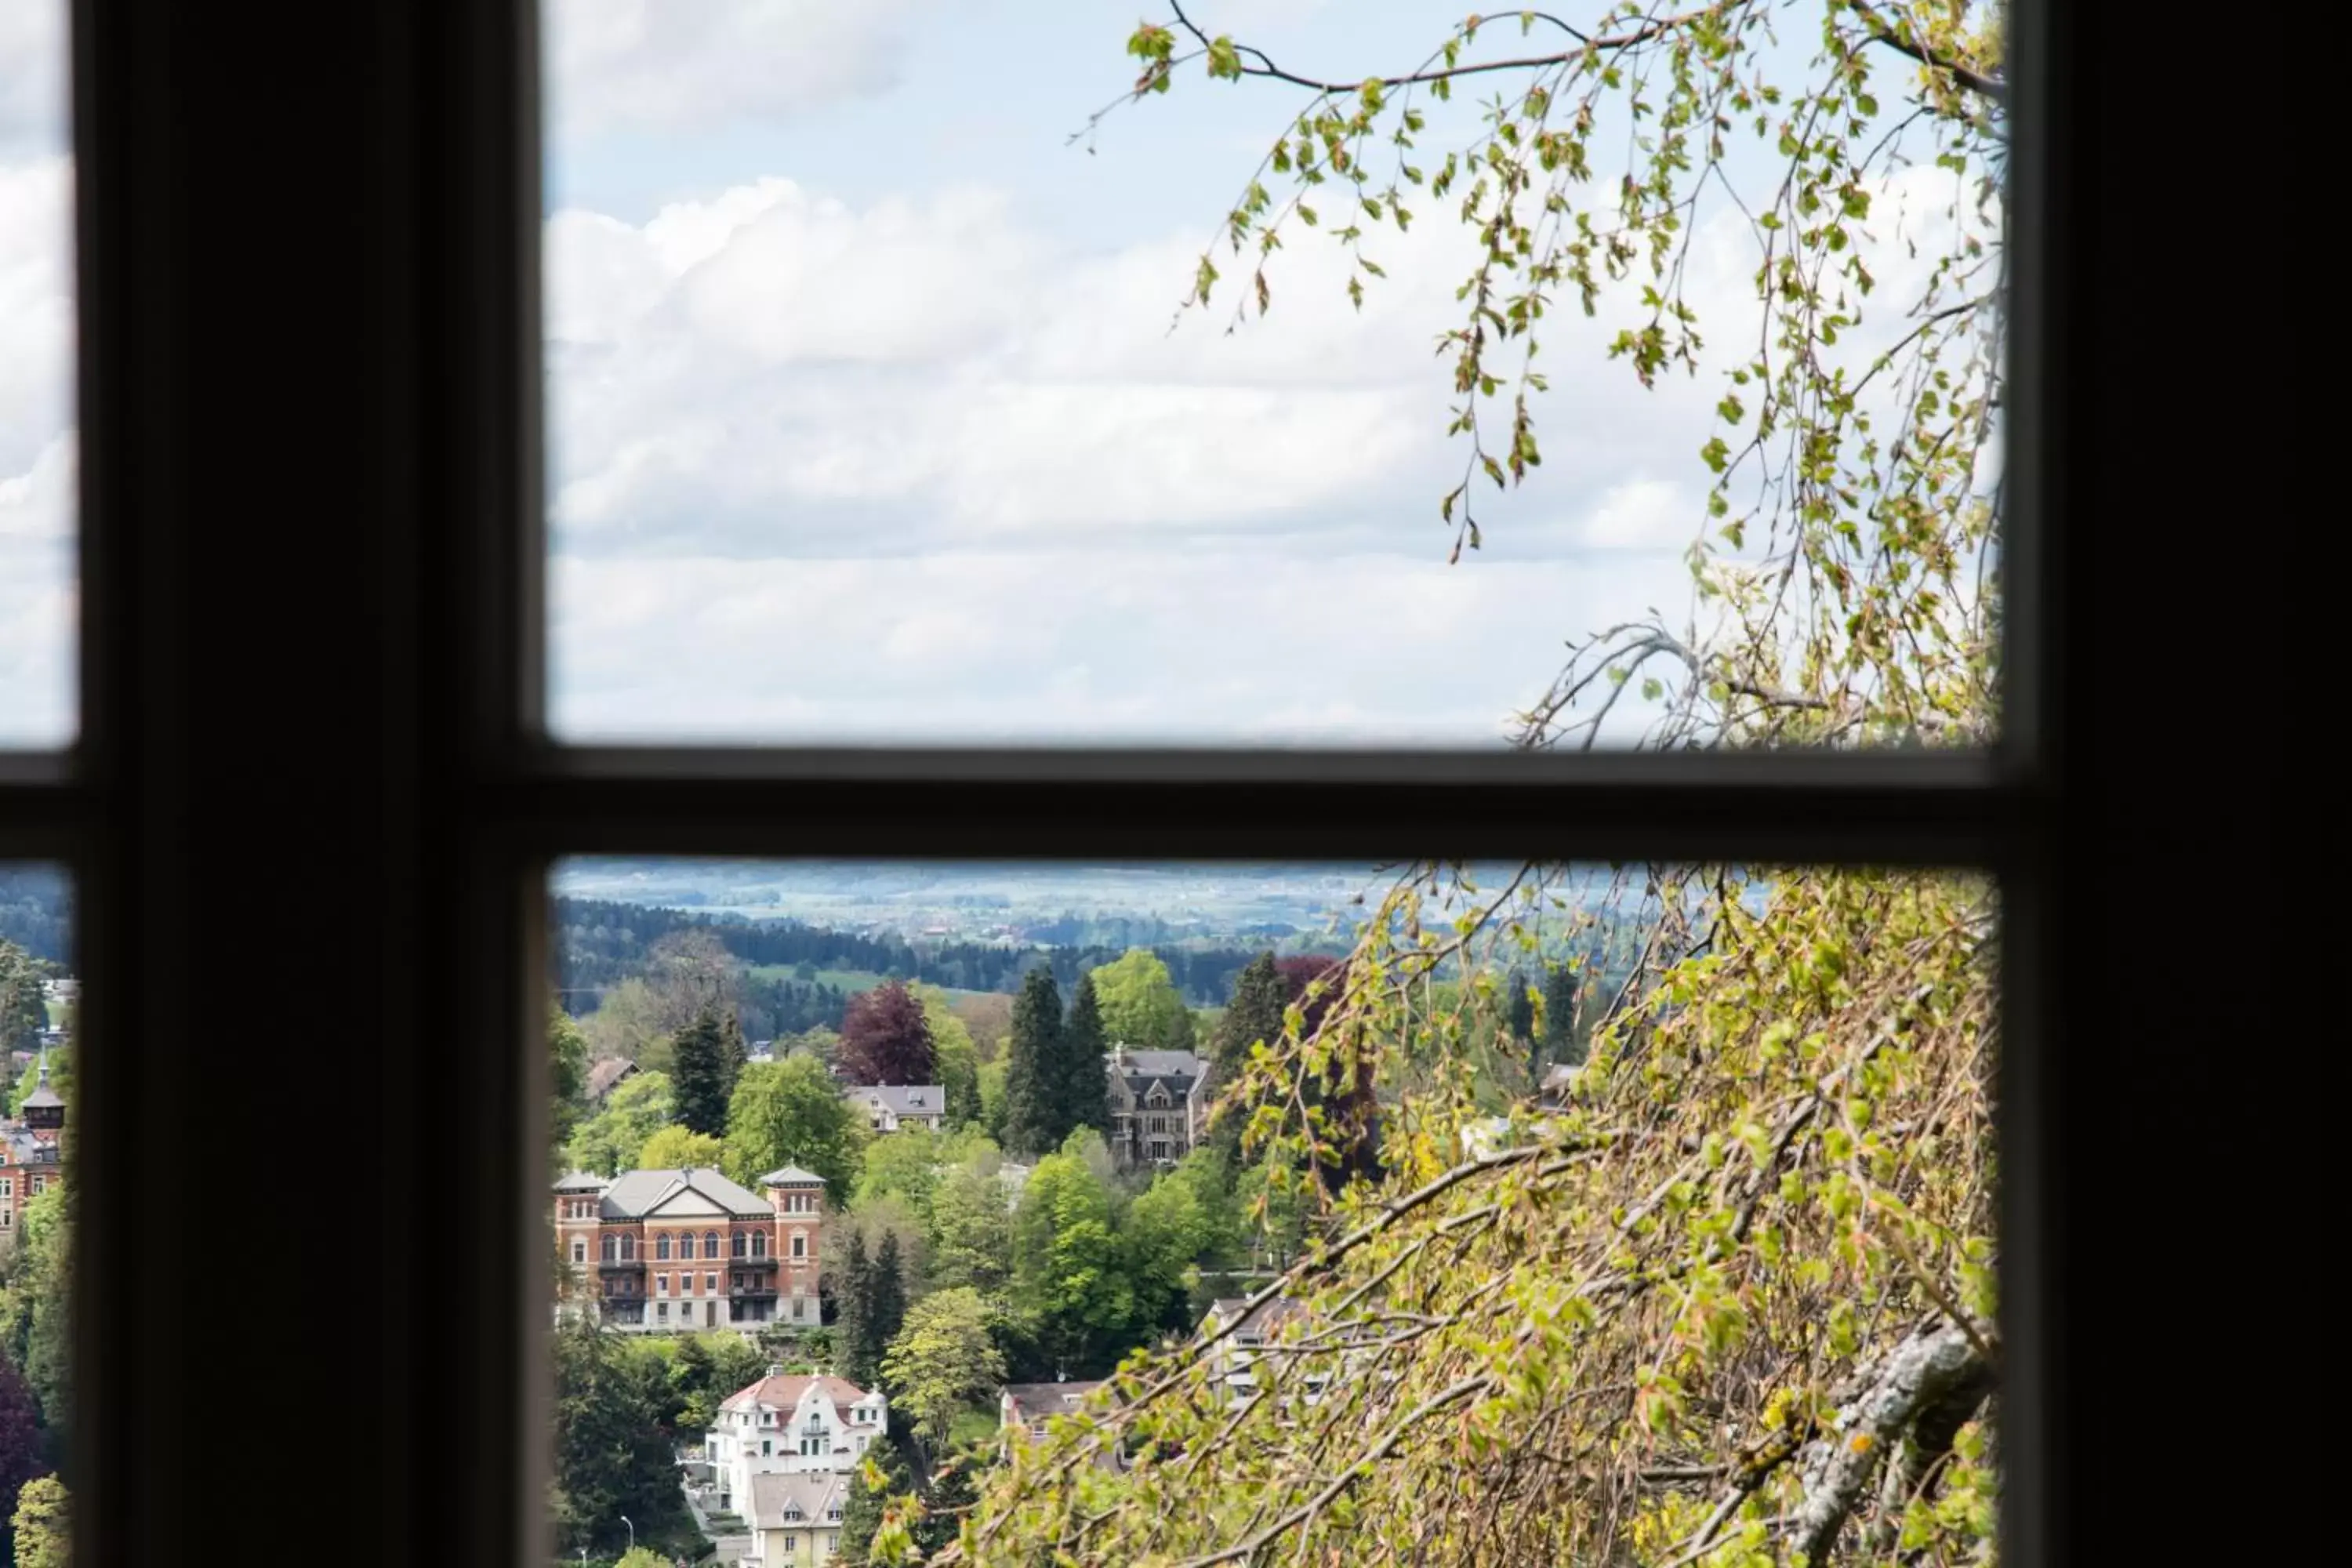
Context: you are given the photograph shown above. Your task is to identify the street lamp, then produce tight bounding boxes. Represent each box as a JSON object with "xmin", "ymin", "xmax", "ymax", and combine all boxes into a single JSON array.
[{"xmin": 621, "ymin": 1515, "xmax": 635, "ymax": 1555}]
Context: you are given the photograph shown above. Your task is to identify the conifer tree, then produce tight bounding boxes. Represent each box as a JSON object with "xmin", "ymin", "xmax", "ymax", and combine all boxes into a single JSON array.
[
  {"xmin": 1058, "ymin": 974, "xmax": 1112, "ymax": 1142},
  {"xmin": 1000, "ymin": 967, "xmax": 1064, "ymax": 1157},
  {"xmin": 1537, "ymin": 964, "xmax": 1582, "ymax": 1069},
  {"xmin": 833, "ymin": 1229, "xmax": 875, "ymax": 1385},
  {"xmin": 671, "ymin": 1006, "xmax": 741, "ymax": 1137},
  {"xmin": 869, "ymin": 1231, "xmax": 909, "ymax": 1370},
  {"xmin": 1504, "ymin": 968, "xmax": 1535, "ymax": 1047}
]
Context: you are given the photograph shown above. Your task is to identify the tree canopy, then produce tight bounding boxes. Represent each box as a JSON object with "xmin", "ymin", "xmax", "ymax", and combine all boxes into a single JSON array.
[
  {"xmin": 946, "ymin": 5, "xmax": 2005, "ymax": 1564},
  {"xmin": 840, "ymin": 979, "xmax": 938, "ymax": 1087},
  {"xmin": 1087, "ymin": 948, "xmax": 1195, "ymax": 1051},
  {"xmin": 723, "ymin": 1054, "xmax": 865, "ymax": 1202}
]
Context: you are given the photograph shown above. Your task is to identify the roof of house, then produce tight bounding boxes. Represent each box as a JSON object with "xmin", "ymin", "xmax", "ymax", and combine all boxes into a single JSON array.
[
  {"xmin": 1206, "ymin": 1295, "xmax": 1316, "ymax": 1338},
  {"xmin": 584, "ymin": 1057, "xmax": 640, "ymax": 1099},
  {"xmin": 552, "ymin": 1169, "xmax": 606, "ymax": 1192},
  {"xmin": 720, "ymin": 1373, "xmax": 880, "ymax": 1414},
  {"xmin": 598, "ymin": 1165, "xmax": 770, "ymax": 1219},
  {"xmin": 747, "ymin": 1471, "xmax": 849, "ymax": 1531},
  {"xmin": 847, "ymin": 1083, "xmax": 945, "ymax": 1116},
  {"xmin": 760, "ymin": 1165, "xmax": 825, "ymax": 1187},
  {"xmin": 1109, "ymin": 1047, "xmax": 1207, "ymax": 1097},
  {"xmin": 1000, "ymin": 1381, "xmax": 1109, "ymax": 1425}
]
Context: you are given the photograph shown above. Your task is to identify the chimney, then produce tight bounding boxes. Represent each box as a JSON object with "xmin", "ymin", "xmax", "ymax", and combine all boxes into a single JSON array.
[{"xmin": 767, "ymin": 1363, "xmax": 783, "ymax": 1380}]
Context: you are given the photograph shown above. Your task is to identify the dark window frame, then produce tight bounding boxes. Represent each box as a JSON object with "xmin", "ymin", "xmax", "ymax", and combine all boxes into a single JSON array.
[{"xmin": 0, "ymin": 0, "xmax": 2188, "ymax": 1563}]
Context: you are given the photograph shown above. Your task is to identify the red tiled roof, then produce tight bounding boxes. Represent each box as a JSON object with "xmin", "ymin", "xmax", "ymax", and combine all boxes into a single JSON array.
[{"xmin": 718, "ymin": 1374, "xmax": 877, "ymax": 1413}]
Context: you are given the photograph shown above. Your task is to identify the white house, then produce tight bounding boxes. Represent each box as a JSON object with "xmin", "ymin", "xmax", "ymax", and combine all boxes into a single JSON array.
[
  {"xmin": 739, "ymin": 1471, "xmax": 850, "ymax": 1568},
  {"xmin": 706, "ymin": 1370, "xmax": 888, "ymax": 1515},
  {"xmin": 844, "ymin": 1083, "xmax": 945, "ymax": 1134}
]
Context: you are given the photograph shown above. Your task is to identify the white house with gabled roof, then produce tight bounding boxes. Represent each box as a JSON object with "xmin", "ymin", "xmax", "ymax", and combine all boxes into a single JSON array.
[{"xmin": 706, "ymin": 1369, "xmax": 888, "ymax": 1515}]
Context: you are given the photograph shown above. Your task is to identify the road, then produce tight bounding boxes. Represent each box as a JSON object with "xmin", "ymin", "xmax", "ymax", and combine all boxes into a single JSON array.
[{"xmin": 683, "ymin": 1471, "xmax": 751, "ymax": 1563}]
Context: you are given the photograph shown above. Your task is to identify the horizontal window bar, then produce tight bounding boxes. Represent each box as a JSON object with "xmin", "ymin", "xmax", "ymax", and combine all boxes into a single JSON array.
[
  {"xmin": 0, "ymin": 755, "xmax": 85, "ymax": 857},
  {"xmin": 492, "ymin": 746, "xmax": 2020, "ymax": 866}
]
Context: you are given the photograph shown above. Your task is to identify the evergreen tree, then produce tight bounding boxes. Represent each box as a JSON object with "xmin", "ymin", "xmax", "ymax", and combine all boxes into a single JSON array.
[
  {"xmin": 1058, "ymin": 975, "xmax": 1112, "ymax": 1142},
  {"xmin": 833, "ymin": 1230, "xmax": 875, "ymax": 1385},
  {"xmin": 869, "ymin": 1231, "xmax": 909, "ymax": 1369},
  {"xmin": 1538, "ymin": 964, "xmax": 1583, "ymax": 1069},
  {"xmin": 1504, "ymin": 968, "xmax": 1536, "ymax": 1046},
  {"xmin": 1214, "ymin": 959, "xmax": 1289, "ymax": 1081},
  {"xmin": 670, "ymin": 1006, "xmax": 741, "ymax": 1137},
  {"xmin": 1001, "ymin": 968, "xmax": 1064, "ymax": 1157},
  {"xmin": 835, "ymin": 1432, "xmax": 914, "ymax": 1566}
]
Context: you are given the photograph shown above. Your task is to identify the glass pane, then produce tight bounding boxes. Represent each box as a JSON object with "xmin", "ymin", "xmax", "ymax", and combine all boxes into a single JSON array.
[
  {"xmin": 541, "ymin": 3, "xmax": 2002, "ymax": 749},
  {"xmin": 541, "ymin": 856, "xmax": 1998, "ymax": 1565},
  {"xmin": 0, "ymin": 0, "xmax": 76, "ymax": 746},
  {"xmin": 0, "ymin": 863, "xmax": 74, "ymax": 1561}
]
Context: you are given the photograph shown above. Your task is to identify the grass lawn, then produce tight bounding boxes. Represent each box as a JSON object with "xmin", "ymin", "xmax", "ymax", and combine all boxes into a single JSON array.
[
  {"xmin": 947, "ymin": 1405, "xmax": 1001, "ymax": 1449},
  {"xmin": 744, "ymin": 964, "xmax": 989, "ymax": 1003}
]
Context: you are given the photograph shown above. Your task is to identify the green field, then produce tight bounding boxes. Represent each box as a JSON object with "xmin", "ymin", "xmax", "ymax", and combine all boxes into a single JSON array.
[{"xmin": 743, "ymin": 964, "xmax": 991, "ymax": 1003}]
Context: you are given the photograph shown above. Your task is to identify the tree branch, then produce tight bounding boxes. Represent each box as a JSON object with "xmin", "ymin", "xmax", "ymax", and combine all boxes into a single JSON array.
[
  {"xmin": 1788, "ymin": 1318, "xmax": 1996, "ymax": 1563},
  {"xmin": 1849, "ymin": 0, "xmax": 2008, "ymax": 103}
]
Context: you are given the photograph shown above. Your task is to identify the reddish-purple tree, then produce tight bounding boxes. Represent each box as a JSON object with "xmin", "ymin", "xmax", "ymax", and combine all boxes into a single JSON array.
[
  {"xmin": 837, "ymin": 979, "xmax": 937, "ymax": 1087},
  {"xmin": 0, "ymin": 1357, "xmax": 48, "ymax": 1558}
]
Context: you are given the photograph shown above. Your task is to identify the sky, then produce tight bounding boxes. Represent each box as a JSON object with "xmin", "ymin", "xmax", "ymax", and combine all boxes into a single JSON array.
[{"xmin": 0, "ymin": 1, "xmax": 1987, "ymax": 750}]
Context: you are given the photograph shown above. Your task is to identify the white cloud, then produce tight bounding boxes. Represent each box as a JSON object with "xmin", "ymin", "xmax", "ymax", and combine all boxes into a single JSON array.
[
  {"xmin": 544, "ymin": 0, "xmax": 935, "ymax": 142},
  {"xmin": 0, "ymin": 145, "xmax": 74, "ymax": 746},
  {"xmin": 0, "ymin": 0, "xmax": 65, "ymax": 161},
  {"xmin": 539, "ymin": 148, "xmax": 1990, "ymax": 743},
  {"xmin": 551, "ymin": 546, "xmax": 1690, "ymax": 744}
]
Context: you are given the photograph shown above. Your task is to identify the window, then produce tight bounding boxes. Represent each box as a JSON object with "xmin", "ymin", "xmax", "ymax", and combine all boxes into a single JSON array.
[
  {"xmin": 618, "ymin": 1236, "xmax": 634, "ymax": 1261},
  {"xmin": 731, "ymin": 1232, "xmax": 745, "ymax": 1257},
  {"xmin": 789, "ymin": 1232, "xmax": 805, "ymax": 1260},
  {"xmin": 751, "ymin": 1232, "xmax": 767, "ymax": 1258},
  {"xmin": 570, "ymin": 1240, "xmax": 585, "ymax": 1265},
  {"xmin": 30, "ymin": 5, "xmax": 2201, "ymax": 1566},
  {"xmin": 703, "ymin": 1230, "xmax": 720, "ymax": 1258},
  {"xmin": 600, "ymin": 1236, "xmax": 615, "ymax": 1263},
  {"xmin": 655, "ymin": 1231, "xmax": 670, "ymax": 1260},
  {"xmin": 705, "ymin": 1273, "xmax": 717, "ymax": 1295},
  {"xmin": 654, "ymin": 1272, "xmax": 667, "ymax": 1297}
]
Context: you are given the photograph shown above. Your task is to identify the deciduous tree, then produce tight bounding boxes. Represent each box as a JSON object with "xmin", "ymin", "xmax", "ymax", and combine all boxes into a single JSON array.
[
  {"xmin": 881, "ymin": 1287, "xmax": 1007, "ymax": 1453},
  {"xmin": 1088, "ymin": 948, "xmax": 1192, "ymax": 1051},
  {"xmin": 564, "ymin": 1070, "xmax": 674, "ymax": 1177},
  {"xmin": 723, "ymin": 1055, "xmax": 865, "ymax": 1203},
  {"xmin": 637, "ymin": 1123, "xmax": 725, "ymax": 1171},
  {"xmin": 840, "ymin": 980, "xmax": 937, "ymax": 1087},
  {"xmin": 955, "ymin": 5, "xmax": 2005, "ymax": 1563},
  {"xmin": 9, "ymin": 1473, "xmax": 66, "ymax": 1568}
]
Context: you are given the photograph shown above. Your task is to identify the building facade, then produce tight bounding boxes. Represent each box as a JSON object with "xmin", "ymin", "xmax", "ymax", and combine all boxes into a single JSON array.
[
  {"xmin": 1105, "ymin": 1046, "xmax": 1211, "ymax": 1170},
  {"xmin": 844, "ymin": 1083, "xmax": 945, "ymax": 1134},
  {"xmin": 739, "ymin": 1471, "xmax": 849, "ymax": 1568},
  {"xmin": 551, "ymin": 1163, "xmax": 828, "ymax": 1333},
  {"xmin": 0, "ymin": 1048, "xmax": 65, "ymax": 1254},
  {"xmin": 706, "ymin": 1370, "xmax": 887, "ymax": 1519}
]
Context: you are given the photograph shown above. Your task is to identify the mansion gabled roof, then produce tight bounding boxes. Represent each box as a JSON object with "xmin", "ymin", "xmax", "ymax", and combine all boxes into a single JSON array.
[
  {"xmin": 748, "ymin": 1470, "xmax": 848, "ymax": 1531},
  {"xmin": 720, "ymin": 1373, "xmax": 880, "ymax": 1416},
  {"xmin": 599, "ymin": 1165, "xmax": 769, "ymax": 1220},
  {"xmin": 847, "ymin": 1083, "xmax": 945, "ymax": 1117},
  {"xmin": 1109, "ymin": 1047, "xmax": 1207, "ymax": 1101},
  {"xmin": 1000, "ymin": 1380, "xmax": 1108, "ymax": 1426}
]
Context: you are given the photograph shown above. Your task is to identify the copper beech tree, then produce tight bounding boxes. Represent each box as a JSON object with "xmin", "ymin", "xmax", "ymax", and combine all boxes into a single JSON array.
[{"xmin": 894, "ymin": 4, "xmax": 2005, "ymax": 1564}]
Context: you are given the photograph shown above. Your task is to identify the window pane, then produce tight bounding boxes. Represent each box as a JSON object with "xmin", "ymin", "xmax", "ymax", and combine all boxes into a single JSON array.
[
  {"xmin": 542, "ymin": 856, "xmax": 1998, "ymax": 1564},
  {"xmin": 0, "ymin": 0, "xmax": 75, "ymax": 746},
  {"xmin": 0, "ymin": 862, "xmax": 74, "ymax": 1560},
  {"xmin": 541, "ymin": 4, "xmax": 2001, "ymax": 749}
]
